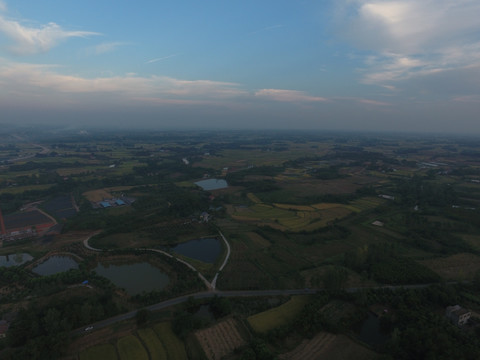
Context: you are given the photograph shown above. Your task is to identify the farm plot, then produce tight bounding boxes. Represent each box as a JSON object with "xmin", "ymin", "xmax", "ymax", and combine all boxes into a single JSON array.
[
  {"xmin": 246, "ymin": 232, "xmax": 271, "ymax": 249},
  {"xmin": 195, "ymin": 318, "xmax": 246, "ymax": 360},
  {"xmin": 117, "ymin": 335, "xmax": 149, "ymax": 360},
  {"xmin": 154, "ymin": 322, "xmax": 188, "ymax": 360},
  {"xmin": 420, "ymin": 253, "xmax": 480, "ymax": 281},
  {"xmin": 248, "ymin": 295, "xmax": 310, "ymax": 334},
  {"xmin": 43, "ymin": 195, "xmax": 77, "ymax": 219},
  {"xmin": 350, "ymin": 197, "xmax": 386, "ymax": 212},
  {"xmin": 137, "ymin": 328, "xmax": 168, "ymax": 360},
  {"xmin": 83, "ymin": 189, "xmax": 114, "ymax": 202},
  {"xmin": 228, "ymin": 202, "xmax": 353, "ymax": 232},
  {"xmin": 279, "ymin": 332, "xmax": 379, "ymax": 360},
  {"xmin": 79, "ymin": 344, "xmax": 118, "ymax": 360}
]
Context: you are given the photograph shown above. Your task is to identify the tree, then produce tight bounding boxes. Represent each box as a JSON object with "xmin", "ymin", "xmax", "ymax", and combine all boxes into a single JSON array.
[{"xmin": 136, "ymin": 308, "xmax": 151, "ymax": 326}]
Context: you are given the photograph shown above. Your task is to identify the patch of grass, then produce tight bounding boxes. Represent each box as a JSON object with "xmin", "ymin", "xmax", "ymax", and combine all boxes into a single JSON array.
[
  {"xmin": 79, "ymin": 344, "xmax": 118, "ymax": 360},
  {"xmin": 137, "ymin": 328, "xmax": 168, "ymax": 360},
  {"xmin": 247, "ymin": 295, "xmax": 311, "ymax": 334},
  {"xmin": 117, "ymin": 335, "xmax": 149, "ymax": 360}
]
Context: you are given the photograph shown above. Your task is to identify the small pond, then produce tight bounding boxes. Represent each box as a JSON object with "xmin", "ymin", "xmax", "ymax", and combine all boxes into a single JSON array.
[
  {"xmin": 94, "ymin": 262, "xmax": 169, "ymax": 296},
  {"xmin": 32, "ymin": 256, "xmax": 79, "ymax": 276},
  {"xmin": 0, "ymin": 253, "xmax": 33, "ymax": 267},
  {"xmin": 357, "ymin": 312, "xmax": 389, "ymax": 346},
  {"xmin": 172, "ymin": 237, "xmax": 221, "ymax": 264},
  {"xmin": 195, "ymin": 178, "xmax": 228, "ymax": 191}
]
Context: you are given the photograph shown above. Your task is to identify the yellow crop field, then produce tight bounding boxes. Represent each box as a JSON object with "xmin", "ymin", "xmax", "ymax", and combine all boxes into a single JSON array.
[
  {"xmin": 229, "ymin": 201, "xmax": 354, "ymax": 232},
  {"xmin": 311, "ymin": 203, "xmax": 343, "ymax": 210},
  {"xmin": 247, "ymin": 232, "xmax": 271, "ymax": 248},
  {"xmin": 247, "ymin": 192, "xmax": 262, "ymax": 203},
  {"xmin": 137, "ymin": 328, "xmax": 168, "ymax": 360},
  {"xmin": 273, "ymin": 203, "xmax": 315, "ymax": 211},
  {"xmin": 79, "ymin": 344, "xmax": 118, "ymax": 360},
  {"xmin": 154, "ymin": 322, "xmax": 188, "ymax": 360},
  {"xmin": 247, "ymin": 296, "xmax": 310, "ymax": 334},
  {"xmin": 117, "ymin": 335, "xmax": 149, "ymax": 360},
  {"xmin": 83, "ymin": 189, "xmax": 113, "ymax": 202}
]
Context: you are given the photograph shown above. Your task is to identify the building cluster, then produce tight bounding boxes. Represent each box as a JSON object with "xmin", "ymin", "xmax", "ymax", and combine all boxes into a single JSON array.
[
  {"xmin": 446, "ymin": 305, "xmax": 471, "ymax": 326},
  {"xmin": 0, "ymin": 209, "xmax": 56, "ymax": 242},
  {"xmin": 91, "ymin": 196, "xmax": 135, "ymax": 209}
]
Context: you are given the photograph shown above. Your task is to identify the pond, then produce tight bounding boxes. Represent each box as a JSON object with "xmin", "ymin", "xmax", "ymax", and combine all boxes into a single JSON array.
[
  {"xmin": 357, "ymin": 312, "xmax": 388, "ymax": 346},
  {"xmin": 194, "ymin": 178, "xmax": 228, "ymax": 191},
  {"xmin": 172, "ymin": 237, "xmax": 221, "ymax": 264},
  {"xmin": 32, "ymin": 256, "xmax": 79, "ymax": 276},
  {"xmin": 0, "ymin": 253, "xmax": 33, "ymax": 267},
  {"xmin": 94, "ymin": 262, "xmax": 170, "ymax": 296}
]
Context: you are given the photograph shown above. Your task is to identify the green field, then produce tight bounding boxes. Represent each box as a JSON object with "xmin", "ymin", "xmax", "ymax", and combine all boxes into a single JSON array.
[
  {"xmin": 79, "ymin": 344, "xmax": 118, "ymax": 360},
  {"xmin": 229, "ymin": 201, "xmax": 354, "ymax": 232},
  {"xmin": 117, "ymin": 335, "xmax": 149, "ymax": 360},
  {"xmin": 137, "ymin": 328, "xmax": 168, "ymax": 360},
  {"xmin": 247, "ymin": 295, "xmax": 311, "ymax": 333},
  {"xmin": 154, "ymin": 322, "xmax": 188, "ymax": 360}
]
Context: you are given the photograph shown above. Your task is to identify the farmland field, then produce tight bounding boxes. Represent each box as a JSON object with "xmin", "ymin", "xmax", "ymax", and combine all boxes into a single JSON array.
[
  {"xmin": 420, "ymin": 253, "xmax": 480, "ymax": 281},
  {"xmin": 228, "ymin": 201, "xmax": 354, "ymax": 232},
  {"xmin": 247, "ymin": 296, "xmax": 311, "ymax": 334},
  {"xmin": 79, "ymin": 344, "xmax": 118, "ymax": 360},
  {"xmin": 194, "ymin": 318, "xmax": 246, "ymax": 360},
  {"xmin": 279, "ymin": 332, "xmax": 379, "ymax": 360},
  {"xmin": 117, "ymin": 335, "xmax": 149, "ymax": 360},
  {"xmin": 137, "ymin": 328, "xmax": 168, "ymax": 360},
  {"xmin": 154, "ymin": 322, "xmax": 188, "ymax": 360}
]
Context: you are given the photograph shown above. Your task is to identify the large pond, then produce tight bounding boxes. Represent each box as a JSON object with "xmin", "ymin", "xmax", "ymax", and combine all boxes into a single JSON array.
[
  {"xmin": 194, "ymin": 178, "xmax": 228, "ymax": 191},
  {"xmin": 172, "ymin": 237, "xmax": 221, "ymax": 264},
  {"xmin": 0, "ymin": 253, "xmax": 33, "ymax": 267},
  {"xmin": 357, "ymin": 312, "xmax": 388, "ymax": 346},
  {"xmin": 32, "ymin": 256, "xmax": 79, "ymax": 276},
  {"xmin": 94, "ymin": 262, "xmax": 169, "ymax": 296}
]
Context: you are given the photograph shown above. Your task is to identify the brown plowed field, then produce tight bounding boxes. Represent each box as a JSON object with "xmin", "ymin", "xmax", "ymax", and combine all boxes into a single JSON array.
[
  {"xmin": 279, "ymin": 332, "xmax": 379, "ymax": 360},
  {"xmin": 194, "ymin": 318, "xmax": 246, "ymax": 360}
]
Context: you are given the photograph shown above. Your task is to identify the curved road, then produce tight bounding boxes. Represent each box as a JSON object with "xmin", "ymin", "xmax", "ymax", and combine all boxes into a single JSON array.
[{"xmin": 82, "ymin": 231, "xmax": 232, "ymax": 290}]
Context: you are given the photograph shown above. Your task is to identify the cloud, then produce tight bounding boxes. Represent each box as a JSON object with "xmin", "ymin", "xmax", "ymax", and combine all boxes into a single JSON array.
[
  {"xmin": 337, "ymin": 0, "xmax": 480, "ymax": 94},
  {"xmin": 0, "ymin": 1, "xmax": 6, "ymax": 12},
  {"xmin": 255, "ymin": 89, "xmax": 328, "ymax": 102},
  {"xmin": 0, "ymin": 14, "xmax": 99, "ymax": 55},
  {"xmin": 93, "ymin": 42, "xmax": 127, "ymax": 55},
  {"xmin": 0, "ymin": 61, "xmax": 247, "ymax": 102},
  {"xmin": 146, "ymin": 54, "xmax": 179, "ymax": 64}
]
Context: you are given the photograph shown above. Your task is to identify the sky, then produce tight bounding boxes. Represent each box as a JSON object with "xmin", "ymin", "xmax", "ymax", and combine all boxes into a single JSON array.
[{"xmin": 0, "ymin": 0, "xmax": 479, "ymax": 133}]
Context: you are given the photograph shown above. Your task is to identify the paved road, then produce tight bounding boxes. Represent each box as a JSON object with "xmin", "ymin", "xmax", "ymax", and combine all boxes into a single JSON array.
[
  {"xmin": 72, "ymin": 288, "xmax": 316, "ymax": 335},
  {"xmin": 73, "ymin": 281, "xmax": 453, "ymax": 336}
]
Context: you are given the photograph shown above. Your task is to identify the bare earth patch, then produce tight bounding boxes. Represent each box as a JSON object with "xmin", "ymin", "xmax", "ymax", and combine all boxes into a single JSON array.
[
  {"xmin": 194, "ymin": 318, "xmax": 246, "ymax": 360},
  {"xmin": 420, "ymin": 253, "xmax": 480, "ymax": 281},
  {"xmin": 279, "ymin": 332, "xmax": 379, "ymax": 360}
]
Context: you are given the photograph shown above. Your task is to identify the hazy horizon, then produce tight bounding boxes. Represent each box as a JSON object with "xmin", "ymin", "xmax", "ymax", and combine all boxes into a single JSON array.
[{"xmin": 1, "ymin": 1, "xmax": 479, "ymax": 133}]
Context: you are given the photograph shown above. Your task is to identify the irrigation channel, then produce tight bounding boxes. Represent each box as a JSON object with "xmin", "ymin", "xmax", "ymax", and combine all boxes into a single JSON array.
[{"xmin": 83, "ymin": 231, "xmax": 231, "ymax": 291}]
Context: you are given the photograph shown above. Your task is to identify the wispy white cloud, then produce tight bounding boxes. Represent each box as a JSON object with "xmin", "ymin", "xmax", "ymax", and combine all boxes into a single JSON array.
[
  {"xmin": 0, "ymin": 1, "xmax": 7, "ymax": 12},
  {"xmin": 93, "ymin": 42, "xmax": 128, "ymax": 55},
  {"xmin": 0, "ymin": 61, "xmax": 247, "ymax": 102},
  {"xmin": 337, "ymin": 0, "xmax": 480, "ymax": 94},
  {"xmin": 146, "ymin": 54, "xmax": 179, "ymax": 64},
  {"xmin": 0, "ymin": 12, "xmax": 99, "ymax": 55},
  {"xmin": 255, "ymin": 89, "xmax": 328, "ymax": 102}
]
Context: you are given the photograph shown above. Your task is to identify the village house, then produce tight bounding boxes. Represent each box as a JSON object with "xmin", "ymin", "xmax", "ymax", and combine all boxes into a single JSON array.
[{"xmin": 446, "ymin": 305, "xmax": 471, "ymax": 326}]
